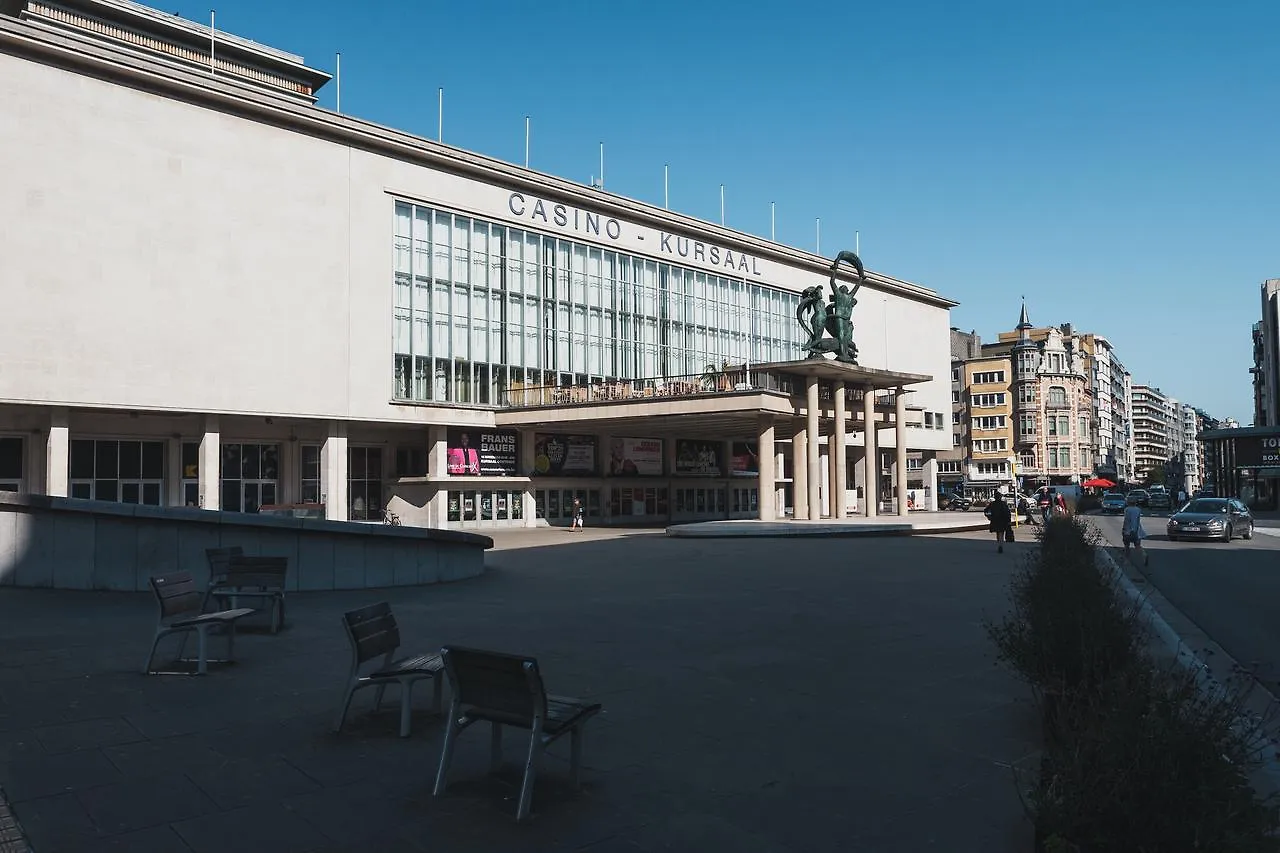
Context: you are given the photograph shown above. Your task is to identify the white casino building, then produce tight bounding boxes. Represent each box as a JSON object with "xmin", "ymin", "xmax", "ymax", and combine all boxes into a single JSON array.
[{"xmin": 0, "ymin": 0, "xmax": 956, "ymax": 529}]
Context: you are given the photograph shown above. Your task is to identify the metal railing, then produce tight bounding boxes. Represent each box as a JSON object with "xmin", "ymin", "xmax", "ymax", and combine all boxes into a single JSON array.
[{"xmin": 497, "ymin": 369, "xmax": 901, "ymax": 410}]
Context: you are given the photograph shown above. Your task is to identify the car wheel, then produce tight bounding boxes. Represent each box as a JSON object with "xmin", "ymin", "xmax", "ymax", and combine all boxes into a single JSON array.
[{"xmin": 1243, "ymin": 522, "xmax": 1254, "ymax": 540}]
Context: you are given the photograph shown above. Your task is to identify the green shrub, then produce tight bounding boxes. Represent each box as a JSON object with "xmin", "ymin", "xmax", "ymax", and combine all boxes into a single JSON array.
[
  {"xmin": 986, "ymin": 516, "xmax": 1143, "ymax": 696},
  {"xmin": 1032, "ymin": 667, "xmax": 1280, "ymax": 852}
]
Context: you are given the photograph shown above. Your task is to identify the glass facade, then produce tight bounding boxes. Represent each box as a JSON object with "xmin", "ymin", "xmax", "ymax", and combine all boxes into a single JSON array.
[{"xmin": 392, "ymin": 201, "xmax": 801, "ymax": 403}]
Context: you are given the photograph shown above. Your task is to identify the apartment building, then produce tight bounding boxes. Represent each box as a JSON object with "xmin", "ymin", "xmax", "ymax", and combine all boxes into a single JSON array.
[
  {"xmin": 962, "ymin": 355, "xmax": 1015, "ymax": 498},
  {"xmin": 1251, "ymin": 280, "xmax": 1280, "ymax": 428},
  {"xmin": 938, "ymin": 329, "xmax": 983, "ymax": 494},
  {"xmin": 1089, "ymin": 336, "xmax": 1133, "ymax": 482},
  {"xmin": 1131, "ymin": 385, "xmax": 1178, "ymax": 483}
]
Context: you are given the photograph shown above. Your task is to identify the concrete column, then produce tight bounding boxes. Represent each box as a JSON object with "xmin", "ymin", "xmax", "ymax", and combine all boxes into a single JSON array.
[
  {"xmin": 806, "ymin": 376, "xmax": 821, "ymax": 519},
  {"xmin": 427, "ymin": 425, "xmax": 450, "ymax": 528},
  {"xmin": 775, "ymin": 449, "xmax": 786, "ymax": 514},
  {"xmin": 924, "ymin": 458, "xmax": 939, "ymax": 511},
  {"xmin": 850, "ymin": 446, "xmax": 865, "ymax": 514},
  {"xmin": 323, "ymin": 421, "xmax": 349, "ymax": 522},
  {"xmin": 165, "ymin": 437, "xmax": 182, "ymax": 507},
  {"xmin": 833, "ymin": 381, "xmax": 847, "ymax": 519},
  {"xmin": 862, "ymin": 386, "xmax": 877, "ymax": 518},
  {"xmin": 199, "ymin": 414, "xmax": 220, "ymax": 510},
  {"xmin": 520, "ymin": 430, "xmax": 538, "ymax": 528},
  {"xmin": 45, "ymin": 407, "xmax": 69, "ymax": 498},
  {"xmin": 821, "ymin": 442, "xmax": 832, "ymax": 519},
  {"xmin": 757, "ymin": 415, "xmax": 775, "ymax": 521},
  {"xmin": 896, "ymin": 388, "xmax": 909, "ymax": 517},
  {"xmin": 792, "ymin": 429, "xmax": 809, "ymax": 520}
]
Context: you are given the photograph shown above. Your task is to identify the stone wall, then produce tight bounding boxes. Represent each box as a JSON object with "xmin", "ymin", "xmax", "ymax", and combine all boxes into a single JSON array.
[{"xmin": 0, "ymin": 493, "xmax": 490, "ymax": 591}]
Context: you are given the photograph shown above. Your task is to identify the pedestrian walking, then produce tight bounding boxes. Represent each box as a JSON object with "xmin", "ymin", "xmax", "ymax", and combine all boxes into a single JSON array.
[
  {"xmin": 986, "ymin": 493, "xmax": 1014, "ymax": 554},
  {"xmin": 1122, "ymin": 495, "xmax": 1148, "ymax": 566},
  {"xmin": 571, "ymin": 497, "xmax": 585, "ymax": 532},
  {"xmin": 1055, "ymin": 491, "xmax": 1068, "ymax": 517}
]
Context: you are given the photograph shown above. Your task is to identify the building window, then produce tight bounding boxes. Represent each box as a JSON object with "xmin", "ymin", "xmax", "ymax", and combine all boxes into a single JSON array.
[
  {"xmin": 972, "ymin": 370, "xmax": 1006, "ymax": 384},
  {"xmin": 1018, "ymin": 385, "xmax": 1035, "ymax": 404},
  {"xmin": 0, "ymin": 436, "xmax": 23, "ymax": 492},
  {"xmin": 300, "ymin": 444, "xmax": 322, "ymax": 504},
  {"xmin": 906, "ymin": 458, "xmax": 923, "ymax": 472},
  {"xmin": 221, "ymin": 443, "xmax": 279, "ymax": 513},
  {"xmin": 1019, "ymin": 414, "xmax": 1036, "ymax": 436},
  {"xmin": 1078, "ymin": 414, "xmax": 1089, "ymax": 437},
  {"xmin": 348, "ymin": 446, "xmax": 384, "ymax": 521},
  {"xmin": 973, "ymin": 415, "xmax": 1007, "ymax": 430},
  {"xmin": 938, "ymin": 460, "xmax": 962, "ymax": 474},
  {"xmin": 1019, "ymin": 450, "xmax": 1036, "ymax": 470},
  {"xmin": 1047, "ymin": 415, "xmax": 1070, "ymax": 436},
  {"xmin": 951, "ymin": 390, "xmax": 960, "ymax": 403},
  {"xmin": 69, "ymin": 439, "xmax": 165, "ymax": 505},
  {"xmin": 1047, "ymin": 446, "xmax": 1071, "ymax": 469},
  {"xmin": 396, "ymin": 446, "xmax": 428, "ymax": 478},
  {"xmin": 952, "ymin": 411, "xmax": 961, "ymax": 424},
  {"xmin": 924, "ymin": 412, "xmax": 933, "ymax": 428},
  {"xmin": 391, "ymin": 200, "xmax": 802, "ymax": 400},
  {"xmin": 1047, "ymin": 386, "xmax": 1068, "ymax": 407},
  {"xmin": 953, "ymin": 434, "xmax": 961, "ymax": 447},
  {"xmin": 974, "ymin": 438, "xmax": 1009, "ymax": 453},
  {"xmin": 972, "ymin": 392, "xmax": 1006, "ymax": 408},
  {"xmin": 975, "ymin": 462, "xmax": 1009, "ymax": 477},
  {"xmin": 951, "ymin": 367, "xmax": 960, "ymax": 382},
  {"xmin": 181, "ymin": 441, "xmax": 200, "ymax": 507}
]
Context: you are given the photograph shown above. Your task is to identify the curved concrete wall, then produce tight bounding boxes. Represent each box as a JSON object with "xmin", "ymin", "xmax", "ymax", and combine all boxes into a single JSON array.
[{"xmin": 0, "ymin": 493, "xmax": 490, "ymax": 592}]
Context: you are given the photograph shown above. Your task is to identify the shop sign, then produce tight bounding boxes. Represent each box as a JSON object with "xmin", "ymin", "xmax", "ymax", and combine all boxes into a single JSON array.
[
  {"xmin": 1234, "ymin": 436, "xmax": 1280, "ymax": 468},
  {"xmin": 533, "ymin": 434, "xmax": 597, "ymax": 476},
  {"xmin": 447, "ymin": 429, "xmax": 518, "ymax": 476},
  {"xmin": 608, "ymin": 437, "xmax": 663, "ymax": 477},
  {"xmin": 674, "ymin": 439, "xmax": 722, "ymax": 477}
]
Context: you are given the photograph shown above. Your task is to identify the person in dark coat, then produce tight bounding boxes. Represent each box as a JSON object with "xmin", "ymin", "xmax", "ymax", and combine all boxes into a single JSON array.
[{"xmin": 986, "ymin": 493, "xmax": 1013, "ymax": 554}]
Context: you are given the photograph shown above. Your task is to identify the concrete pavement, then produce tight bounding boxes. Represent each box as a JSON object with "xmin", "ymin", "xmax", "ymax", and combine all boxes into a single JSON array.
[{"xmin": 0, "ymin": 528, "xmax": 1038, "ymax": 852}]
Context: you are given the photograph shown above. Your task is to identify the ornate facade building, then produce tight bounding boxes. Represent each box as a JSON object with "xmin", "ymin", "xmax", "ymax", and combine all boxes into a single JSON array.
[{"xmin": 986, "ymin": 307, "xmax": 1095, "ymax": 488}]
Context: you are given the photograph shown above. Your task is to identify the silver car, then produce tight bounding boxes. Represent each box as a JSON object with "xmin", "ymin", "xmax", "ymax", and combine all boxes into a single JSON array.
[{"xmin": 1166, "ymin": 498, "xmax": 1255, "ymax": 542}]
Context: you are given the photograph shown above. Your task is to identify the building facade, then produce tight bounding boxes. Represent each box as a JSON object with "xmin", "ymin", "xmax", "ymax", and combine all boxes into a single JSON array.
[
  {"xmin": 961, "ymin": 355, "xmax": 1015, "ymax": 498},
  {"xmin": 1131, "ymin": 385, "xmax": 1177, "ymax": 484},
  {"xmin": 1085, "ymin": 335, "xmax": 1132, "ymax": 483},
  {"xmin": 1251, "ymin": 280, "xmax": 1280, "ymax": 428},
  {"xmin": 986, "ymin": 308, "xmax": 1094, "ymax": 488},
  {"xmin": 937, "ymin": 329, "xmax": 983, "ymax": 494},
  {"xmin": 0, "ymin": 0, "xmax": 956, "ymax": 529}
]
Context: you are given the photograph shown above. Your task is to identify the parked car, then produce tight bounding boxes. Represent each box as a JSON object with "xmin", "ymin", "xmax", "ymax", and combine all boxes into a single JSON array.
[
  {"xmin": 1101, "ymin": 492, "xmax": 1127, "ymax": 514},
  {"xmin": 1128, "ymin": 489, "xmax": 1150, "ymax": 507},
  {"xmin": 945, "ymin": 492, "xmax": 972, "ymax": 511},
  {"xmin": 1148, "ymin": 491, "xmax": 1172, "ymax": 511},
  {"xmin": 1166, "ymin": 498, "xmax": 1254, "ymax": 542}
]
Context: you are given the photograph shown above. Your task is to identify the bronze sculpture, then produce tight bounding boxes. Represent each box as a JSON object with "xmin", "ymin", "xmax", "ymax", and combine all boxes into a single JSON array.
[{"xmin": 797, "ymin": 250, "xmax": 863, "ymax": 363}]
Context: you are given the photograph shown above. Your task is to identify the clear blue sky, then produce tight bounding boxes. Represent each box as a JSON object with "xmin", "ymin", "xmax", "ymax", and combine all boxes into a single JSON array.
[{"xmin": 183, "ymin": 0, "xmax": 1277, "ymax": 423}]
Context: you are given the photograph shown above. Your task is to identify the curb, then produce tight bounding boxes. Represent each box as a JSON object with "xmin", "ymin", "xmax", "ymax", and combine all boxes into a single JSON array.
[
  {"xmin": 1094, "ymin": 539, "xmax": 1280, "ymax": 795},
  {"xmin": 665, "ymin": 519, "xmax": 990, "ymax": 538}
]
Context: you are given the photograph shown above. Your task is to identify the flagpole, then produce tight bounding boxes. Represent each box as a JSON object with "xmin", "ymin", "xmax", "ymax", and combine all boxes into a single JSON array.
[
  {"xmin": 335, "ymin": 52, "xmax": 341, "ymax": 113},
  {"xmin": 855, "ymin": 229, "xmax": 860, "ymax": 255},
  {"xmin": 599, "ymin": 142, "xmax": 605, "ymax": 188},
  {"xmin": 816, "ymin": 218, "xmax": 821, "ymax": 255},
  {"xmin": 209, "ymin": 10, "xmax": 215, "ymax": 74},
  {"xmin": 720, "ymin": 184, "xmax": 725, "ymax": 225},
  {"xmin": 770, "ymin": 202, "xmax": 775, "ymax": 241},
  {"xmin": 437, "ymin": 88, "xmax": 443, "ymax": 142},
  {"xmin": 524, "ymin": 116, "xmax": 530, "ymax": 167},
  {"xmin": 664, "ymin": 164, "xmax": 669, "ymax": 209}
]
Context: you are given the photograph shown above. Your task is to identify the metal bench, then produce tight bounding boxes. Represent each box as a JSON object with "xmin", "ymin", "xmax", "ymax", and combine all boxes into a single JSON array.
[
  {"xmin": 203, "ymin": 552, "xmax": 288, "ymax": 634},
  {"xmin": 333, "ymin": 602, "xmax": 444, "ymax": 738},
  {"xmin": 432, "ymin": 646, "xmax": 602, "ymax": 822},
  {"xmin": 144, "ymin": 572, "xmax": 255, "ymax": 675}
]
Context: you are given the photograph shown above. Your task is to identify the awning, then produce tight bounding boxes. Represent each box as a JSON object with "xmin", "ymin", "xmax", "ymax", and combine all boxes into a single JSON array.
[{"xmin": 1081, "ymin": 477, "xmax": 1115, "ymax": 488}]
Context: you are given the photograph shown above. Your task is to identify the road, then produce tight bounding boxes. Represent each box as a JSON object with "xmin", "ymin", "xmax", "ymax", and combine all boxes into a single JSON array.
[{"xmin": 1090, "ymin": 510, "xmax": 1280, "ymax": 693}]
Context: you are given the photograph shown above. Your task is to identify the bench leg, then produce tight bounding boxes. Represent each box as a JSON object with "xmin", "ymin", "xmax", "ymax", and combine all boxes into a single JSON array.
[
  {"xmin": 373, "ymin": 684, "xmax": 388, "ymax": 712},
  {"xmin": 432, "ymin": 701, "xmax": 462, "ymax": 798},
  {"xmin": 490, "ymin": 722, "xmax": 503, "ymax": 773},
  {"xmin": 570, "ymin": 724, "xmax": 585, "ymax": 789},
  {"xmin": 398, "ymin": 680, "xmax": 414, "ymax": 738},
  {"xmin": 516, "ymin": 731, "xmax": 544, "ymax": 822},
  {"xmin": 333, "ymin": 683, "xmax": 358, "ymax": 734},
  {"xmin": 196, "ymin": 626, "xmax": 209, "ymax": 676}
]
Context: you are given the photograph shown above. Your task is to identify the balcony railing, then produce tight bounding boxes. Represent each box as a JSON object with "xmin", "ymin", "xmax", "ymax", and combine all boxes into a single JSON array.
[{"xmin": 499, "ymin": 369, "xmax": 901, "ymax": 410}]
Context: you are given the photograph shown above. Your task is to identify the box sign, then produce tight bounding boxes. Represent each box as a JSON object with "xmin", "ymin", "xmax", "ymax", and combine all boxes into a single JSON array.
[
  {"xmin": 730, "ymin": 441, "xmax": 759, "ymax": 477},
  {"xmin": 1234, "ymin": 436, "xmax": 1280, "ymax": 469},
  {"xmin": 447, "ymin": 429, "xmax": 518, "ymax": 477},
  {"xmin": 608, "ymin": 437, "xmax": 663, "ymax": 477},
  {"xmin": 534, "ymin": 434, "xmax": 597, "ymax": 476},
  {"xmin": 674, "ymin": 439, "xmax": 723, "ymax": 477}
]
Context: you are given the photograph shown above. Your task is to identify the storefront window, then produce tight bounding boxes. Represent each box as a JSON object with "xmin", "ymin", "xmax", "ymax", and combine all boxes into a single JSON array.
[
  {"xmin": 70, "ymin": 439, "xmax": 165, "ymax": 505},
  {"xmin": 0, "ymin": 436, "xmax": 23, "ymax": 492},
  {"xmin": 220, "ymin": 443, "xmax": 279, "ymax": 513}
]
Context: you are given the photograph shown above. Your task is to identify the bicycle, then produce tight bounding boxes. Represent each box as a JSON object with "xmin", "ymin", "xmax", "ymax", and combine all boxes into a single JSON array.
[{"xmin": 381, "ymin": 508, "xmax": 401, "ymax": 526}]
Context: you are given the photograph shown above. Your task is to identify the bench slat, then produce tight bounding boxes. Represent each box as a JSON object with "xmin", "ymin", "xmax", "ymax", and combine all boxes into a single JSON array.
[
  {"xmin": 343, "ymin": 603, "xmax": 401, "ymax": 663},
  {"xmin": 151, "ymin": 572, "xmax": 203, "ymax": 619},
  {"xmin": 444, "ymin": 647, "xmax": 543, "ymax": 722}
]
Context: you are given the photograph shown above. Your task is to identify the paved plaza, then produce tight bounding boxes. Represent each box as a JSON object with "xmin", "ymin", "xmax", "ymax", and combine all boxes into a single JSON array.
[{"xmin": 0, "ymin": 528, "xmax": 1038, "ymax": 852}]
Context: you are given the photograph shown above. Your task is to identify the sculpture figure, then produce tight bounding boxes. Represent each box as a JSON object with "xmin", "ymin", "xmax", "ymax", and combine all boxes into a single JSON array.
[{"xmin": 798, "ymin": 250, "xmax": 864, "ymax": 364}]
